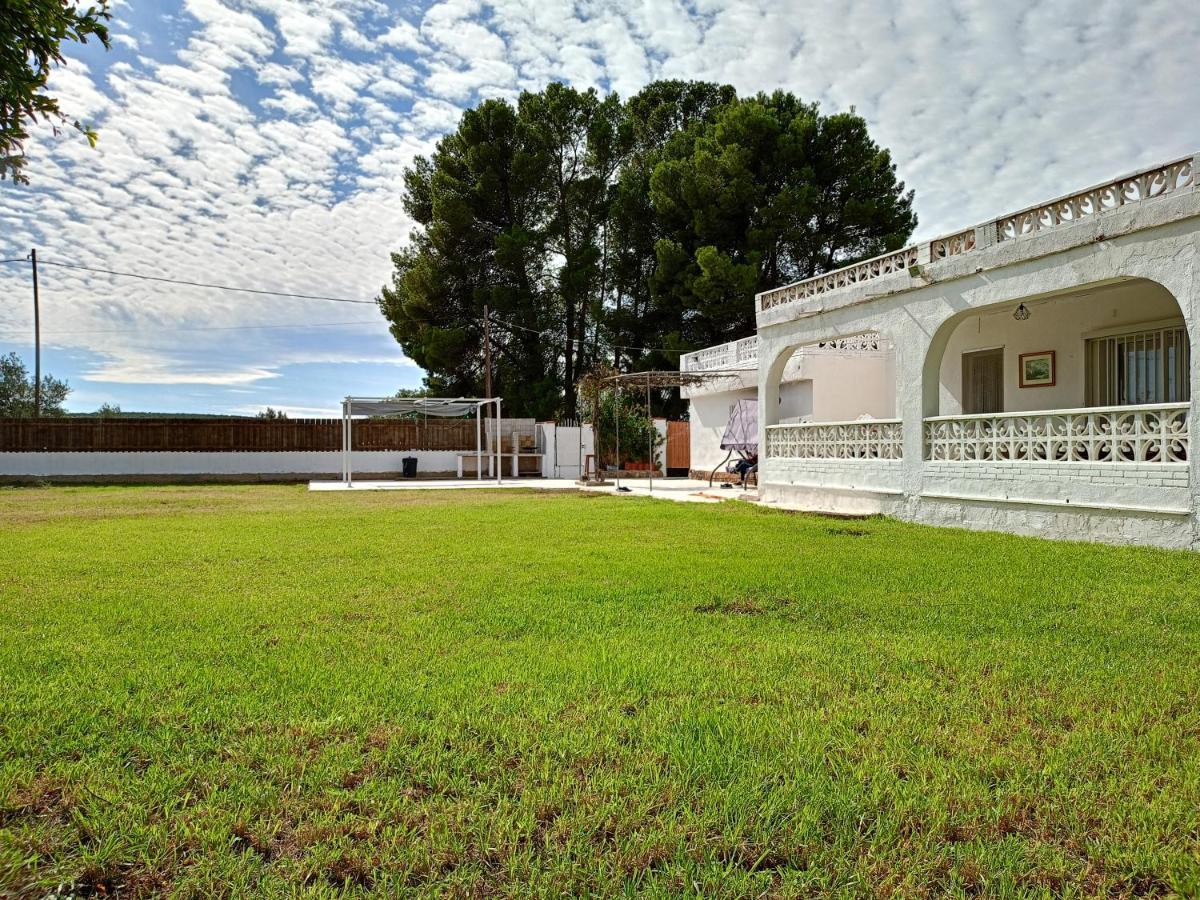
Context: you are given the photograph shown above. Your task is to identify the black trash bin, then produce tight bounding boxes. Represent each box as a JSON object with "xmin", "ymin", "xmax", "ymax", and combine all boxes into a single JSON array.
[{"xmin": 401, "ymin": 457, "xmax": 418, "ymax": 479}]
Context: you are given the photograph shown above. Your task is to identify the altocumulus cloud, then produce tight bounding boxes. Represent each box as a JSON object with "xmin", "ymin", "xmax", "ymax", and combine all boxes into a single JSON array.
[{"xmin": 1, "ymin": 0, "xmax": 1197, "ymax": 413}]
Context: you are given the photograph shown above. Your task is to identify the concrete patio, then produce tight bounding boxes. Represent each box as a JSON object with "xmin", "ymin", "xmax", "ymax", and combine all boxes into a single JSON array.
[{"xmin": 308, "ymin": 477, "xmax": 750, "ymax": 505}]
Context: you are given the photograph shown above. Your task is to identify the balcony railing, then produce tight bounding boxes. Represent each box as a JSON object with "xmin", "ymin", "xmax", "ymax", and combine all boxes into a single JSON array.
[
  {"xmin": 681, "ymin": 332, "xmax": 887, "ymax": 372},
  {"xmin": 995, "ymin": 157, "xmax": 1193, "ymax": 241},
  {"xmin": 813, "ymin": 332, "xmax": 887, "ymax": 352},
  {"xmin": 765, "ymin": 420, "xmax": 904, "ymax": 460},
  {"xmin": 924, "ymin": 403, "xmax": 1188, "ymax": 464},
  {"xmin": 680, "ymin": 336, "xmax": 758, "ymax": 372},
  {"xmin": 760, "ymin": 247, "xmax": 918, "ymax": 311},
  {"xmin": 758, "ymin": 154, "xmax": 1197, "ymax": 313}
]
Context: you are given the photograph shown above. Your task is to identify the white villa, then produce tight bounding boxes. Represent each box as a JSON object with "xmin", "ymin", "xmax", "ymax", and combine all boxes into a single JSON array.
[{"xmin": 683, "ymin": 153, "xmax": 1200, "ymax": 549}]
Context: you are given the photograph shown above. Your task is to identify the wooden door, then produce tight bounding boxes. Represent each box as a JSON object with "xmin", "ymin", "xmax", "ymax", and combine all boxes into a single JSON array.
[
  {"xmin": 666, "ymin": 420, "xmax": 690, "ymax": 471},
  {"xmin": 962, "ymin": 348, "xmax": 1004, "ymax": 414}
]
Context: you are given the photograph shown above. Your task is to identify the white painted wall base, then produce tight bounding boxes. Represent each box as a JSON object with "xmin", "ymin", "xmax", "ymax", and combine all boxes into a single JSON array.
[
  {"xmin": 911, "ymin": 495, "xmax": 1192, "ymax": 550},
  {"xmin": 763, "ymin": 458, "xmax": 904, "ymax": 493},
  {"xmin": 763, "ymin": 483, "xmax": 903, "ymax": 516},
  {"xmin": 0, "ymin": 451, "xmax": 464, "ymax": 481},
  {"xmin": 921, "ymin": 461, "xmax": 1189, "ymax": 512},
  {"xmin": 760, "ymin": 461, "xmax": 1193, "ymax": 549}
]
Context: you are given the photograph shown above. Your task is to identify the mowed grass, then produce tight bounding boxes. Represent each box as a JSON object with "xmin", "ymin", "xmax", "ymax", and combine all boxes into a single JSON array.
[{"xmin": 1, "ymin": 486, "xmax": 1199, "ymax": 898}]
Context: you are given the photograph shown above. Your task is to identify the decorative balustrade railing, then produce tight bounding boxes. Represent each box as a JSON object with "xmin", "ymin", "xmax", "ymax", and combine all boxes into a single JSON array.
[
  {"xmin": 930, "ymin": 228, "xmax": 976, "ymax": 259},
  {"xmin": 758, "ymin": 153, "xmax": 1197, "ymax": 313},
  {"xmin": 680, "ymin": 336, "xmax": 759, "ymax": 371},
  {"xmin": 760, "ymin": 247, "xmax": 919, "ymax": 310},
  {"xmin": 996, "ymin": 157, "xmax": 1194, "ymax": 242},
  {"xmin": 814, "ymin": 332, "xmax": 886, "ymax": 352},
  {"xmin": 681, "ymin": 333, "xmax": 888, "ymax": 372},
  {"xmin": 924, "ymin": 403, "xmax": 1188, "ymax": 464},
  {"xmin": 733, "ymin": 336, "xmax": 758, "ymax": 364},
  {"xmin": 765, "ymin": 420, "xmax": 904, "ymax": 460}
]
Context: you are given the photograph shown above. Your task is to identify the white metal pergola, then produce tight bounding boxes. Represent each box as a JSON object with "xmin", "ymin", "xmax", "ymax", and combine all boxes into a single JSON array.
[{"xmin": 340, "ymin": 396, "xmax": 502, "ymax": 486}]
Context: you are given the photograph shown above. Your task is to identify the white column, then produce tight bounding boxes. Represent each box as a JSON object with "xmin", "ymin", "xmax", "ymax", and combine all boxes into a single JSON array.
[
  {"xmin": 496, "ymin": 398, "xmax": 503, "ymax": 484},
  {"xmin": 346, "ymin": 399, "xmax": 353, "ymax": 487}
]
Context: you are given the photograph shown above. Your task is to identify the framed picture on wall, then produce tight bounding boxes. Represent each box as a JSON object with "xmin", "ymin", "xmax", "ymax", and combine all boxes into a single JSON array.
[{"xmin": 1019, "ymin": 350, "xmax": 1056, "ymax": 388}]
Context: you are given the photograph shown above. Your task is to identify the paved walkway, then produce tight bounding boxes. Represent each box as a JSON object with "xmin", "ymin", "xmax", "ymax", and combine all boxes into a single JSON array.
[{"xmin": 308, "ymin": 477, "xmax": 757, "ymax": 506}]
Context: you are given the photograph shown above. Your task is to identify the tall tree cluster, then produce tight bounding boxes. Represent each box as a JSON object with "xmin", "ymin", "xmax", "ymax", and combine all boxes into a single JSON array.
[{"xmin": 379, "ymin": 81, "xmax": 917, "ymax": 419}]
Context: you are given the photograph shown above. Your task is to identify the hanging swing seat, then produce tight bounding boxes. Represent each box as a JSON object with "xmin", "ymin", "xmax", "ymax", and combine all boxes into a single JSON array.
[{"xmin": 710, "ymin": 399, "xmax": 759, "ymax": 488}]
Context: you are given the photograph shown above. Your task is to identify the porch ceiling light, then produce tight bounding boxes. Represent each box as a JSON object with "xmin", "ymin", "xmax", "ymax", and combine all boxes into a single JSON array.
[{"xmin": 1013, "ymin": 303, "xmax": 1031, "ymax": 321}]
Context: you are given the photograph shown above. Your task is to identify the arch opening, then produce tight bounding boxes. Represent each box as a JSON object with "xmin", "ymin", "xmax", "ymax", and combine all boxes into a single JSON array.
[
  {"xmin": 765, "ymin": 331, "xmax": 897, "ymax": 428},
  {"xmin": 923, "ymin": 278, "xmax": 1190, "ymax": 419},
  {"xmin": 761, "ymin": 331, "xmax": 903, "ymax": 464}
]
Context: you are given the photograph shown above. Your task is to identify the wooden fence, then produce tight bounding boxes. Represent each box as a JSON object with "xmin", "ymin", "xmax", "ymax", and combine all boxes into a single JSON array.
[{"xmin": 0, "ymin": 418, "xmax": 481, "ymax": 453}]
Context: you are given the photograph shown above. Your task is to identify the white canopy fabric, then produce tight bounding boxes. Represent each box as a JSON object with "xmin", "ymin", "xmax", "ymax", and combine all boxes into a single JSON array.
[{"xmin": 340, "ymin": 397, "xmax": 488, "ymax": 418}]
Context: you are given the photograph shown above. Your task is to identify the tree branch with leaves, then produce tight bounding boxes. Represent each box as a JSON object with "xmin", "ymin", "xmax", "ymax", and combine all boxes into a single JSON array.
[{"xmin": 1, "ymin": 0, "xmax": 111, "ymax": 183}]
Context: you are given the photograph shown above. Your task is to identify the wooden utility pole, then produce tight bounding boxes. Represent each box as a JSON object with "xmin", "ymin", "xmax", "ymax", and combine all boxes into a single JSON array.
[{"xmin": 30, "ymin": 249, "xmax": 41, "ymax": 418}]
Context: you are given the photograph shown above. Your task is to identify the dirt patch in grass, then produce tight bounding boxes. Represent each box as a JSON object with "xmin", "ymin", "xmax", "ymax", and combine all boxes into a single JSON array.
[
  {"xmin": 824, "ymin": 525, "xmax": 871, "ymax": 537},
  {"xmin": 0, "ymin": 775, "xmax": 76, "ymax": 827},
  {"xmin": 694, "ymin": 594, "xmax": 790, "ymax": 616}
]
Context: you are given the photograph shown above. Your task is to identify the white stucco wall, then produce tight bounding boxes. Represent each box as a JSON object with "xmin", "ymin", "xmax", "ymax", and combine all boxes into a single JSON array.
[
  {"xmin": 802, "ymin": 352, "xmax": 896, "ymax": 420},
  {"xmin": 938, "ymin": 279, "xmax": 1184, "ymax": 414},
  {"xmin": 762, "ymin": 458, "xmax": 905, "ymax": 515},
  {"xmin": 689, "ymin": 388, "xmax": 756, "ymax": 472},
  {"xmin": 0, "ymin": 450, "xmax": 462, "ymax": 480},
  {"xmin": 777, "ymin": 380, "xmax": 813, "ymax": 423}
]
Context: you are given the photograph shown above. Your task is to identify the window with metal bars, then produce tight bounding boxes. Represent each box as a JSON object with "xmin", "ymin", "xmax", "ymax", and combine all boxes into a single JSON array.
[{"xmin": 1085, "ymin": 324, "xmax": 1190, "ymax": 406}]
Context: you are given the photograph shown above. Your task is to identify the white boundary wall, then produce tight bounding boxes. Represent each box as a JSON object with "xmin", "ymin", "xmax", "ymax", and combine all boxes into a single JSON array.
[
  {"xmin": 0, "ymin": 450, "xmax": 462, "ymax": 482},
  {"xmin": 0, "ymin": 423, "xmax": 596, "ymax": 482}
]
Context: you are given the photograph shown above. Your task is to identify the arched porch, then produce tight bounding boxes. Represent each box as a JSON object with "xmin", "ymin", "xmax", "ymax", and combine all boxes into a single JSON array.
[
  {"xmin": 758, "ymin": 331, "xmax": 905, "ymax": 514},
  {"xmin": 922, "ymin": 278, "xmax": 1189, "ymax": 464}
]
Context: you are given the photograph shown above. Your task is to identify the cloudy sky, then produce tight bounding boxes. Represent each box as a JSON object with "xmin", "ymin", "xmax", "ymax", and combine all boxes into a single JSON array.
[{"xmin": 1, "ymin": 0, "xmax": 1197, "ymax": 415}]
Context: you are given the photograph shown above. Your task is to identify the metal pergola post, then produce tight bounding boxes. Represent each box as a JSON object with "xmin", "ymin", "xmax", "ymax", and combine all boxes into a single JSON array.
[
  {"xmin": 345, "ymin": 397, "xmax": 353, "ymax": 487},
  {"xmin": 614, "ymin": 382, "xmax": 620, "ymax": 491},
  {"xmin": 647, "ymin": 372, "xmax": 653, "ymax": 494}
]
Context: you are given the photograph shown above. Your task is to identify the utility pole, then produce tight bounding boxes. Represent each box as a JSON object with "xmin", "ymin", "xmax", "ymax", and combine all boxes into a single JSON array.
[
  {"xmin": 482, "ymin": 304, "xmax": 493, "ymax": 399},
  {"xmin": 30, "ymin": 249, "xmax": 41, "ymax": 418}
]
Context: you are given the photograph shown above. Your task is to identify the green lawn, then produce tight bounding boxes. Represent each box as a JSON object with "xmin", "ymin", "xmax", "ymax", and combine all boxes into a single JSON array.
[{"xmin": 2, "ymin": 486, "xmax": 1199, "ymax": 897}]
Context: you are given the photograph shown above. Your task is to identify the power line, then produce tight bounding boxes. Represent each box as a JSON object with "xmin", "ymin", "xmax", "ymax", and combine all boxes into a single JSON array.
[
  {"xmin": 0, "ymin": 253, "xmax": 683, "ymax": 355},
  {"xmin": 0, "ymin": 256, "xmax": 377, "ymax": 305},
  {"xmin": 0, "ymin": 320, "xmax": 385, "ymax": 337},
  {"xmin": 489, "ymin": 313, "xmax": 682, "ymax": 355}
]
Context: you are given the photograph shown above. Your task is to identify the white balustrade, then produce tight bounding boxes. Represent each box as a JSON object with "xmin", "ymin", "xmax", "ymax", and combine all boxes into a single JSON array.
[
  {"xmin": 766, "ymin": 420, "xmax": 904, "ymax": 460},
  {"xmin": 758, "ymin": 154, "xmax": 1197, "ymax": 314},
  {"xmin": 734, "ymin": 336, "xmax": 759, "ymax": 364},
  {"xmin": 760, "ymin": 247, "xmax": 919, "ymax": 311},
  {"xmin": 930, "ymin": 228, "xmax": 976, "ymax": 258},
  {"xmin": 924, "ymin": 403, "xmax": 1188, "ymax": 463},
  {"xmin": 813, "ymin": 332, "xmax": 886, "ymax": 352},
  {"xmin": 996, "ymin": 157, "xmax": 1193, "ymax": 242},
  {"xmin": 681, "ymin": 336, "xmax": 758, "ymax": 371}
]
